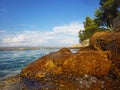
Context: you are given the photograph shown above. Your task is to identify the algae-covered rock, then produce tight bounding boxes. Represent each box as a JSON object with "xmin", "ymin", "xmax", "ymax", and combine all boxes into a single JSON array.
[
  {"xmin": 20, "ymin": 48, "xmax": 111, "ymax": 80},
  {"xmin": 20, "ymin": 48, "xmax": 72, "ymax": 79}
]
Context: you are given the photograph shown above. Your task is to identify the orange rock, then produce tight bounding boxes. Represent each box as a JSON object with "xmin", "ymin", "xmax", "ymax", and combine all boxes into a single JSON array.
[
  {"xmin": 62, "ymin": 51, "xmax": 111, "ymax": 77},
  {"xmin": 20, "ymin": 48, "xmax": 111, "ymax": 79},
  {"xmin": 89, "ymin": 31, "xmax": 120, "ymax": 69},
  {"xmin": 20, "ymin": 48, "xmax": 72, "ymax": 78}
]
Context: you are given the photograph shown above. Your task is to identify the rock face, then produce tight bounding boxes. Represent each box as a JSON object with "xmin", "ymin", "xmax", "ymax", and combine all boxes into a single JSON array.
[
  {"xmin": 20, "ymin": 48, "xmax": 111, "ymax": 80},
  {"xmin": 20, "ymin": 48, "xmax": 72, "ymax": 79},
  {"xmin": 62, "ymin": 51, "xmax": 111, "ymax": 76},
  {"xmin": 89, "ymin": 32, "xmax": 120, "ymax": 72},
  {"xmin": 113, "ymin": 17, "xmax": 120, "ymax": 32}
]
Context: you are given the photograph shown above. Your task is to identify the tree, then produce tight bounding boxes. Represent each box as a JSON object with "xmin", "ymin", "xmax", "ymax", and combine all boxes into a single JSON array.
[
  {"xmin": 79, "ymin": 0, "xmax": 120, "ymax": 42},
  {"xmin": 79, "ymin": 16, "xmax": 100, "ymax": 42},
  {"xmin": 95, "ymin": 0, "xmax": 120, "ymax": 30}
]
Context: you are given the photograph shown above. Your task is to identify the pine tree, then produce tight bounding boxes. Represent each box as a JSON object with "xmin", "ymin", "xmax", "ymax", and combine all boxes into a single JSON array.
[
  {"xmin": 95, "ymin": 0, "xmax": 120, "ymax": 30},
  {"xmin": 79, "ymin": 16, "xmax": 99, "ymax": 42}
]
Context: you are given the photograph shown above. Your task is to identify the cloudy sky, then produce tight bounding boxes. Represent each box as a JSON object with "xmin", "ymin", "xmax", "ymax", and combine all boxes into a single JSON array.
[{"xmin": 0, "ymin": 0, "xmax": 99, "ymax": 47}]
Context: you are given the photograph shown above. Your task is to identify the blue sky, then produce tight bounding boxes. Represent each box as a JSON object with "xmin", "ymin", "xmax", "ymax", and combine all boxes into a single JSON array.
[{"xmin": 0, "ymin": 0, "xmax": 99, "ymax": 47}]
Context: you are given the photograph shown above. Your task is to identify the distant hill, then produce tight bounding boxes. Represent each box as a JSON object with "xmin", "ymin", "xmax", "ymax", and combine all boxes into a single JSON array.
[{"xmin": 0, "ymin": 46, "xmax": 63, "ymax": 51}]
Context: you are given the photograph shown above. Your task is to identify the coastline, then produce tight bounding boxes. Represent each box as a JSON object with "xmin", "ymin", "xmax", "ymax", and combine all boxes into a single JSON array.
[
  {"xmin": 0, "ymin": 46, "xmax": 64, "ymax": 51},
  {"xmin": 1, "ymin": 31, "xmax": 120, "ymax": 89}
]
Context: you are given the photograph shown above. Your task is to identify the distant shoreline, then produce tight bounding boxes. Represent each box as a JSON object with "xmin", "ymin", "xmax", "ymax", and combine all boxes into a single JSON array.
[
  {"xmin": 0, "ymin": 46, "xmax": 62, "ymax": 51},
  {"xmin": 0, "ymin": 46, "xmax": 80, "ymax": 51}
]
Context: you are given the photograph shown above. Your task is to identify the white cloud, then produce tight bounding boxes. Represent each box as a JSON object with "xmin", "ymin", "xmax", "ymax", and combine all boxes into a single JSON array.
[
  {"xmin": 53, "ymin": 22, "xmax": 84, "ymax": 35},
  {"xmin": 0, "ymin": 22, "xmax": 84, "ymax": 46},
  {"xmin": 3, "ymin": 34, "xmax": 25, "ymax": 43},
  {"xmin": 60, "ymin": 37, "xmax": 77, "ymax": 44}
]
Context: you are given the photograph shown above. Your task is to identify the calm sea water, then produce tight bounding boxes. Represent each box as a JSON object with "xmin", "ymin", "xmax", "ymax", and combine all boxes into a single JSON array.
[{"xmin": 0, "ymin": 49, "xmax": 59, "ymax": 80}]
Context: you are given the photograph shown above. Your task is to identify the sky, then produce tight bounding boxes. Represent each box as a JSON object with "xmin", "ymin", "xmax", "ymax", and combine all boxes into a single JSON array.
[{"xmin": 0, "ymin": 0, "xmax": 99, "ymax": 47}]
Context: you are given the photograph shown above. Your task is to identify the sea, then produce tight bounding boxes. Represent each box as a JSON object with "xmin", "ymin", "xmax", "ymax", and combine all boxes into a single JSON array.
[{"xmin": 0, "ymin": 48, "xmax": 60, "ymax": 80}]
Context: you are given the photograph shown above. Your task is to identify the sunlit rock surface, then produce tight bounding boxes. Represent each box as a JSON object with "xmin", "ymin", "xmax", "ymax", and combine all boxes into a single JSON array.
[
  {"xmin": 71, "ymin": 39, "xmax": 89, "ymax": 48},
  {"xmin": 11, "ymin": 48, "xmax": 111, "ymax": 90},
  {"xmin": 20, "ymin": 48, "xmax": 111, "ymax": 79},
  {"xmin": 89, "ymin": 31, "xmax": 120, "ymax": 77}
]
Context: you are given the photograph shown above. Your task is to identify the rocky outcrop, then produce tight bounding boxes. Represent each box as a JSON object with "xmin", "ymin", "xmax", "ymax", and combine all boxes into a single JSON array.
[
  {"xmin": 113, "ymin": 17, "xmax": 120, "ymax": 32},
  {"xmin": 20, "ymin": 48, "xmax": 72, "ymax": 79},
  {"xmin": 89, "ymin": 31, "xmax": 120, "ymax": 75},
  {"xmin": 20, "ymin": 48, "xmax": 111, "ymax": 79},
  {"xmin": 62, "ymin": 51, "xmax": 111, "ymax": 77},
  {"xmin": 18, "ymin": 48, "xmax": 112, "ymax": 89}
]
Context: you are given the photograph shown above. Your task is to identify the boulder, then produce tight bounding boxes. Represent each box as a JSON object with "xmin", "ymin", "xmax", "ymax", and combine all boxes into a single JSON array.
[
  {"xmin": 20, "ymin": 48, "xmax": 111, "ymax": 80},
  {"xmin": 89, "ymin": 32, "xmax": 120, "ymax": 66},
  {"xmin": 90, "ymin": 31, "xmax": 120, "ymax": 56},
  {"xmin": 62, "ymin": 51, "xmax": 111, "ymax": 77},
  {"xmin": 20, "ymin": 48, "xmax": 72, "ymax": 79}
]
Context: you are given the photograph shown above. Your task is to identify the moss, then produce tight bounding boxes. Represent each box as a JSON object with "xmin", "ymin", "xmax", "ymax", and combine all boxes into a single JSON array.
[{"xmin": 46, "ymin": 60, "xmax": 55, "ymax": 69}]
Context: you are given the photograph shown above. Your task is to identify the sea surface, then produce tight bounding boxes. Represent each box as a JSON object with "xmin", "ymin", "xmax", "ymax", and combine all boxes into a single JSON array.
[{"xmin": 0, "ymin": 49, "xmax": 60, "ymax": 80}]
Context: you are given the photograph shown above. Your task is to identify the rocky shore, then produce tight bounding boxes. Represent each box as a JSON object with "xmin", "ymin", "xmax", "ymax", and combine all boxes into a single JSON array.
[{"xmin": 0, "ymin": 30, "xmax": 120, "ymax": 90}]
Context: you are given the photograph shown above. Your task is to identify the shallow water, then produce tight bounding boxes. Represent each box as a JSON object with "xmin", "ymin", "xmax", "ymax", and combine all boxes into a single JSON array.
[{"xmin": 0, "ymin": 49, "xmax": 59, "ymax": 80}]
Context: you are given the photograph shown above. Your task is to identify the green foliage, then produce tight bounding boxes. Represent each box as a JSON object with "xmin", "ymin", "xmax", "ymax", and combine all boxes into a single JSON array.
[
  {"xmin": 95, "ymin": 0, "xmax": 120, "ymax": 30},
  {"xmin": 79, "ymin": 0, "xmax": 120, "ymax": 42},
  {"xmin": 79, "ymin": 16, "xmax": 103, "ymax": 42}
]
